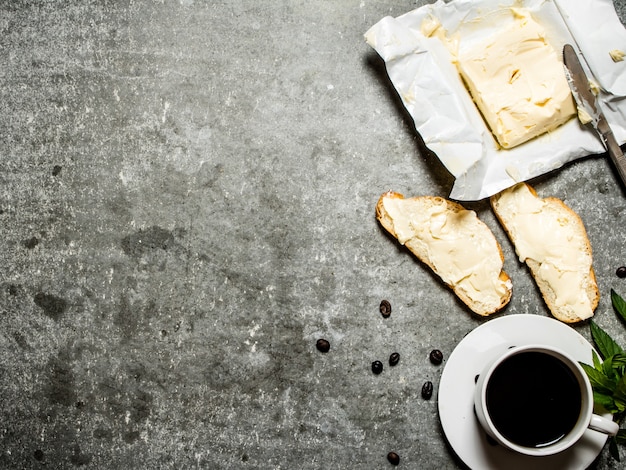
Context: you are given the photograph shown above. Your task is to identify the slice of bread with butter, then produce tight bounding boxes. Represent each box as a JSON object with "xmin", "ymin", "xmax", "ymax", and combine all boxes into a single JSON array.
[
  {"xmin": 490, "ymin": 183, "xmax": 599, "ymax": 323},
  {"xmin": 376, "ymin": 191, "xmax": 512, "ymax": 316}
]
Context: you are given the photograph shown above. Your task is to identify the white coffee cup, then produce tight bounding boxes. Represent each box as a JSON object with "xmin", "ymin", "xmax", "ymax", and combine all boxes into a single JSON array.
[{"xmin": 474, "ymin": 344, "xmax": 619, "ymax": 457}]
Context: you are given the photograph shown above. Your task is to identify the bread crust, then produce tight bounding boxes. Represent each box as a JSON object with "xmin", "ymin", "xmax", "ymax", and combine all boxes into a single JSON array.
[
  {"xmin": 376, "ymin": 191, "xmax": 512, "ymax": 316},
  {"xmin": 490, "ymin": 183, "xmax": 599, "ymax": 323}
]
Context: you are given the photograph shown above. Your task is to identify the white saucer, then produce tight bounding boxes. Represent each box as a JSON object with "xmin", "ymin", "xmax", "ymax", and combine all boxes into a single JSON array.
[{"xmin": 438, "ymin": 314, "xmax": 608, "ymax": 470}]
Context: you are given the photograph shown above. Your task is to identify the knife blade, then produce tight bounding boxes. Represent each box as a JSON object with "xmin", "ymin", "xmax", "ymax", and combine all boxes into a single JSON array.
[{"xmin": 563, "ymin": 43, "xmax": 626, "ymax": 188}]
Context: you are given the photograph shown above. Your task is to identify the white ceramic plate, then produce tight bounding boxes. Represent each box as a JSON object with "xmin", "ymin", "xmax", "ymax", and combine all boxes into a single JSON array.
[{"xmin": 438, "ymin": 314, "xmax": 608, "ymax": 470}]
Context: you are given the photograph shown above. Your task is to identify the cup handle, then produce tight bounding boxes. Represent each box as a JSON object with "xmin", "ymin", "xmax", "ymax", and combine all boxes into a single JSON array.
[{"xmin": 589, "ymin": 414, "xmax": 620, "ymax": 436}]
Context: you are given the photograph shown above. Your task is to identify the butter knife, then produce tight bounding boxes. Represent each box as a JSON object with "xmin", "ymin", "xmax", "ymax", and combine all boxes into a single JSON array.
[{"xmin": 563, "ymin": 43, "xmax": 626, "ymax": 188}]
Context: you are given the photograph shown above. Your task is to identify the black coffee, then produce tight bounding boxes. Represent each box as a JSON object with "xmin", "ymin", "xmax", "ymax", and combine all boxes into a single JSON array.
[{"xmin": 485, "ymin": 351, "xmax": 582, "ymax": 448}]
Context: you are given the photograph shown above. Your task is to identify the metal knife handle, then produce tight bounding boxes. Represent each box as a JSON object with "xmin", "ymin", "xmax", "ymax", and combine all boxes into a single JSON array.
[{"xmin": 598, "ymin": 119, "xmax": 626, "ymax": 188}]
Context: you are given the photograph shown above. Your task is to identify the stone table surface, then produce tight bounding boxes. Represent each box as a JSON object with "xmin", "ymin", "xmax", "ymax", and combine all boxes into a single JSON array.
[{"xmin": 1, "ymin": 1, "xmax": 626, "ymax": 468}]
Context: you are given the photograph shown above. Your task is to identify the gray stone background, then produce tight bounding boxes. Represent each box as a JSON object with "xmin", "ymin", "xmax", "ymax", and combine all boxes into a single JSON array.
[{"xmin": 1, "ymin": 0, "xmax": 626, "ymax": 468}]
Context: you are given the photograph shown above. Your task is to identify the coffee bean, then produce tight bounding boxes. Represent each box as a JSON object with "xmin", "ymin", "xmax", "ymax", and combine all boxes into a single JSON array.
[
  {"xmin": 617, "ymin": 266, "xmax": 626, "ymax": 278},
  {"xmin": 316, "ymin": 339, "xmax": 330, "ymax": 353},
  {"xmin": 421, "ymin": 380, "xmax": 433, "ymax": 399},
  {"xmin": 389, "ymin": 352, "xmax": 400, "ymax": 367},
  {"xmin": 372, "ymin": 360, "xmax": 383, "ymax": 375},
  {"xmin": 33, "ymin": 449, "xmax": 44, "ymax": 461},
  {"xmin": 379, "ymin": 299, "xmax": 392, "ymax": 318},
  {"xmin": 429, "ymin": 349, "xmax": 443, "ymax": 365},
  {"xmin": 387, "ymin": 451, "xmax": 400, "ymax": 465}
]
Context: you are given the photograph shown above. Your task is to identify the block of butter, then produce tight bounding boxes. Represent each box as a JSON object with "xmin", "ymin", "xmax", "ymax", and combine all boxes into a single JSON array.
[{"xmin": 457, "ymin": 10, "xmax": 576, "ymax": 149}]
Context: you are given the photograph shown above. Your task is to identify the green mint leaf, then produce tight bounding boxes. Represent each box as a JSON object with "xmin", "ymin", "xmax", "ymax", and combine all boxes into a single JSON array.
[
  {"xmin": 593, "ymin": 390, "xmax": 619, "ymax": 413},
  {"xmin": 612, "ymin": 352, "xmax": 626, "ymax": 368},
  {"xmin": 612, "ymin": 353, "xmax": 626, "ymax": 382},
  {"xmin": 603, "ymin": 355, "xmax": 619, "ymax": 380},
  {"xmin": 581, "ymin": 362, "xmax": 617, "ymax": 394},
  {"xmin": 615, "ymin": 430, "xmax": 626, "ymax": 445},
  {"xmin": 614, "ymin": 375, "xmax": 626, "ymax": 408},
  {"xmin": 591, "ymin": 321, "xmax": 624, "ymax": 359},
  {"xmin": 587, "ymin": 290, "xmax": 626, "ymax": 456},
  {"xmin": 593, "ymin": 349, "xmax": 603, "ymax": 369},
  {"xmin": 603, "ymin": 354, "xmax": 626, "ymax": 382},
  {"xmin": 610, "ymin": 437, "xmax": 621, "ymax": 461},
  {"xmin": 612, "ymin": 289, "xmax": 626, "ymax": 324}
]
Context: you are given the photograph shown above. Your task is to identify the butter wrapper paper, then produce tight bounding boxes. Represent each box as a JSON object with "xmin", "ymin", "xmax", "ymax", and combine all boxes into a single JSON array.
[{"xmin": 365, "ymin": 0, "xmax": 626, "ymax": 200}]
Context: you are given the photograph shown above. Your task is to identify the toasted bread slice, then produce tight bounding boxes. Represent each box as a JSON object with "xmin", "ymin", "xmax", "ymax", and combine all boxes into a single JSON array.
[
  {"xmin": 376, "ymin": 191, "xmax": 512, "ymax": 316},
  {"xmin": 490, "ymin": 183, "xmax": 599, "ymax": 323}
]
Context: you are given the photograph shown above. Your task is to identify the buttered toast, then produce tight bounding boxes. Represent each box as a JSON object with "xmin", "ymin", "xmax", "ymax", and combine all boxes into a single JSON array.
[
  {"xmin": 490, "ymin": 183, "xmax": 598, "ymax": 323},
  {"xmin": 376, "ymin": 191, "xmax": 512, "ymax": 316}
]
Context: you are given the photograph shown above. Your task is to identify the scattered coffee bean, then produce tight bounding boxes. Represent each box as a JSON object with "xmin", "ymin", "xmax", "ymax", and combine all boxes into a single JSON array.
[
  {"xmin": 372, "ymin": 360, "xmax": 383, "ymax": 375},
  {"xmin": 421, "ymin": 380, "xmax": 434, "ymax": 399},
  {"xmin": 474, "ymin": 374, "xmax": 480, "ymax": 383},
  {"xmin": 387, "ymin": 451, "xmax": 400, "ymax": 465},
  {"xmin": 379, "ymin": 299, "xmax": 392, "ymax": 318},
  {"xmin": 389, "ymin": 352, "xmax": 400, "ymax": 367},
  {"xmin": 23, "ymin": 236, "xmax": 39, "ymax": 249},
  {"xmin": 617, "ymin": 266, "xmax": 626, "ymax": 278},
  {"xmin": 429, "ymin": 349, "xmax": 443, "ymax": 365},
  {"xmin": 316, "ymin": 339, "xmax": 330, "ymax": 353}
]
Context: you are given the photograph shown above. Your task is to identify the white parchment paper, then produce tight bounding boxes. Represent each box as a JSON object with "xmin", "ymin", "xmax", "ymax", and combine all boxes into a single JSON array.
[{"xmin": 365, "ymin": 0, "xmax": 626, "ymax": 200}]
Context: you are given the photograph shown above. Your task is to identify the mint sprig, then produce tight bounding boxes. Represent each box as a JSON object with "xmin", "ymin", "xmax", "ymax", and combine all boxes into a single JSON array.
[{"xmin": 583, "ymin": 289, "xmax": 626, "ymax": 461}]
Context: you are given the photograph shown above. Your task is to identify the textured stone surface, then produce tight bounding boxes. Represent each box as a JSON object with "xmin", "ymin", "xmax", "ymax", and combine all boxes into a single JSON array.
[{"xmin": 0, "ymin": 1, "xmax": 625, "ymax": 468}]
